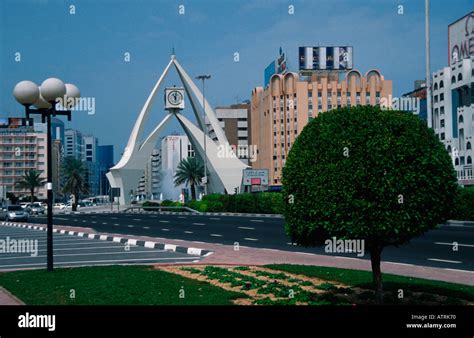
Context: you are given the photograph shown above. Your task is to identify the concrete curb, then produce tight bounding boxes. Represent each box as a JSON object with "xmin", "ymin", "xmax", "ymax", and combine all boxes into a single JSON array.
[
  {"xmin": 125, "ymin": 210, "xmax": 284, "ymax": 218},
  {"xmin": 0, "ymin": 221, "xmax": 213, "ymax": 257}
]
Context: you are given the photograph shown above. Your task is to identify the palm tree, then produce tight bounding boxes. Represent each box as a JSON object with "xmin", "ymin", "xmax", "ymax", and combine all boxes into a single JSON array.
[
  {"xmin": 173, "ymin": 157, "xmax": 204, "ymax": 201},
  {"xmin": 62, "ymin": 157, "xmax": 88, "ymax": 211},
  {"xmin": 15, "ymin": 170, "xmax": 46, "ymax": 203}
]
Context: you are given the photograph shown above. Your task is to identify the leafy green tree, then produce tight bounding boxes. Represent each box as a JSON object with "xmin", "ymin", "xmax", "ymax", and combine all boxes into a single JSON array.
[
  {"xmin": 282, "ymin": 106, "xmax": 458, "ymax": 304},
  {"xmin": 62, "ymin": 158, "xmax": 88, "ymax": 211},
  {"xmin": 173, "ymin": 157, "xmax": 204, "ymax": 201},
  {"xmin": 15, "ymin": 169, "xmax": 46, "ymax": 203}
]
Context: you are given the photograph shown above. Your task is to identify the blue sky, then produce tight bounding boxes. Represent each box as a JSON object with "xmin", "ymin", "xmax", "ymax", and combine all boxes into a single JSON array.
[{"xmin": 0, "ymin": 0, "xmax": 472, "ymax": 161}]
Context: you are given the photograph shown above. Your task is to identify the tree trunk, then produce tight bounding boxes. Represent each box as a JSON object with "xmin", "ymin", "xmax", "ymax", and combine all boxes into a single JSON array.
[
  {"xmin": 190, "ymin": 183, "xmax": 196, "ymax": 201},
  {"xmin": 370, "ymin": 247, "xmax": 384, "ymax": 304},
  {"xmin": 30, "ymin": 189, "xmax": 35, "ymax": 203}
]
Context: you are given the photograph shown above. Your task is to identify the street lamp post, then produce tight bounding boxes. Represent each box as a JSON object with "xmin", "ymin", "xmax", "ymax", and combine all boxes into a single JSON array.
[
  {"xmin": 13, "ymin": 78, "xmax": 80, "ymax": 271},
  {"xmin": 195, "ymin": 74, "xmax": 211, "ymax": 196}
]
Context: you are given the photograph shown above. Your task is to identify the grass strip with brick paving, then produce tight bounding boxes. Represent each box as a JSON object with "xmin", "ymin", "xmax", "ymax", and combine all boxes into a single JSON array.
[
  {"xmin": 0, "ymin": 265, "xmax": 247, "ymax": 305},
  {"xmin": 266, "ymin": 264, "xmax": 474, "ymax": 304}
]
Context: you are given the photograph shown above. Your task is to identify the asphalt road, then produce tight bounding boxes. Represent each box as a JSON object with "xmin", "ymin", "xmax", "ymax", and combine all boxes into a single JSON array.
[
  {"xmin": 28, "ymin": 212, "xmax": 474, "ymax": 271},
  {"xmin": 0, "ymin": 223, "xmax": 202, "ymax": 270}
]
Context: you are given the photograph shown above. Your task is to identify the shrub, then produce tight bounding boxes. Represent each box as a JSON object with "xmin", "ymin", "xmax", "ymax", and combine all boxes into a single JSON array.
[
  {"xmin": 283, "ymin": 106, "xmax": 458, "ymax": 303},
  {"xmin": 451, "ymin": 187, "xmax": 474, "ymax": 221}
]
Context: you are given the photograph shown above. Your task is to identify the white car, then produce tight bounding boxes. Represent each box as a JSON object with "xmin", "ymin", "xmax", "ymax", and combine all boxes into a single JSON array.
[{"xmin": 53, "ymin": 203, "xmax": 66, "ymax": 209}]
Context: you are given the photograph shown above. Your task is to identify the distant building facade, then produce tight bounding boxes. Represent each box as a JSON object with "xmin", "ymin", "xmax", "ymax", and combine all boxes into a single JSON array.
[{"xmin": 250, "ymin": 70, "xmax": 392, "ymax": 186}]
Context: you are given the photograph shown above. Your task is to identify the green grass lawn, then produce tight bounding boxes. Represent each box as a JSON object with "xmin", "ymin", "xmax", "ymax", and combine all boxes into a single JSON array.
[
  {"xmin": 0, "ymin": 265, "xmax": 246, "ymax": 305},
  {"xmin": 266, "ymin": 264, "xmax": 474, "ymax": 303}
]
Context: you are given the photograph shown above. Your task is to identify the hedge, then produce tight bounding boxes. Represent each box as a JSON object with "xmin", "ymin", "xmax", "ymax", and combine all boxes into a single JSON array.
[
  {"xmin": 451, "ymin": 187, "xmax": 474, "ymax": 221},
  {"xmin": 186, "ymin": 193, "xmax": 284, "ymax": 214}
]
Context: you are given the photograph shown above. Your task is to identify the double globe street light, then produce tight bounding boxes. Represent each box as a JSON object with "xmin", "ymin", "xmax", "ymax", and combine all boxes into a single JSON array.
[{"xmin": 13, "ymin": 78, "xmax": 80, "ymax": 271}]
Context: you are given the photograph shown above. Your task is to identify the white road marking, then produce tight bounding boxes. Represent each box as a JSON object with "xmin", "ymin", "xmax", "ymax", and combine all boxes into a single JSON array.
[
  {"xmin": 435, "ymin": 241, "xmax": 474, "ymax": 248},
  {"xmin": 162, "ymin": 229, "xmax": 170, "ymax": 231},
  {"xmin": 243, "ymin": 238, "xmax": 258, "ymax": 241},
  {"xmin": 192, "ymin": 223, "xmax": 205, "ymax": 225},
  {"xmin": 127, "ymin": 225, "xmax": 134, "ymax": 228},
  {"xmin": 114, "ymin": 223, "xmax": 120, "ymax": 226},
  {"xmin": 177, "ymin": 217, "xmax": 187, "ymax": 219},
  {"xmin": 143, "ymin": 226, "xmax": 150, "ymax": 229},
  {"xmin": 209, "ymin": 217, "xmax": 220, "ymax": 220},
  {"xmin": 210, "ymin": 234, "xmax": 222, "ymax": 237},
  {"xmin": 250, "ymin": 219, "xmax": 264, "ymax": 222},
  {"xmin": 132, "ymin": 219, "xmax": 141, "ymax": 221},
  {"xmin": 427, "ymin": 258, "xmax": 462, "ymax": 264},
  {"xmin": 184, "ymin": 231, "xmax": 193, "ymax": 234},
  {"xmin": 111, "ymin": 217, "xmax": 118, "ymax": 220},
  {"xmin": 385, "ymin": 261, "xmax": 414, "ymax": 267},
  {"xmin": 238, "ymin": 226, "xmax": 255, "ymax": 230},
  {"xmin": 91, "ymin": 221, "xmax": 97, "ymax": 224},
  {"xmin": 160, "ymin": 220, "xmax": 170, "ymax": 223},
  {"xmin": 102, "ymin": 222, "xmax": 107, "ymax": 225}
]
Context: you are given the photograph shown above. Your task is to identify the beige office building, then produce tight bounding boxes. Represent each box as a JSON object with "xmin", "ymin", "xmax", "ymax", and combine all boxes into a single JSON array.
[{"xmin": 250, "ymin": 70, "xmax": 392, "ymax": 185}]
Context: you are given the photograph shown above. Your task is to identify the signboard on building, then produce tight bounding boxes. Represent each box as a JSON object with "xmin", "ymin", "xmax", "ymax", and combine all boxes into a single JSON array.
[
  {"xmin": 242, "ymin": 169, "xmax": 269, "ymax": 186},
  {"xmin": 299, "ymin": 46, "xmax": 353, "ymax": 71},
  {"xmin": 448, "ymin": 11, "xmax": 474, "ymax": 65},
  {"xmin": 264, "ymin": 48, "xmax": 288, "ymax": 87}
]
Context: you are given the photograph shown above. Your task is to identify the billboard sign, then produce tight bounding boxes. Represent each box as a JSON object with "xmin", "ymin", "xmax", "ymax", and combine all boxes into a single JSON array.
[
  {"xmin": 264, "ymin": 47, "xmax": 288, "ymax": 87},
  {"xmin": 242, "ymin": 169, "xmax": 269, "ymax": 186},
  {"xmin": 448, "ymin": 12, "xmax": 474, "ymax": 65},
  {"xmin": 299, "ymin": 46, "xmax": 353, "ymax": 71}
]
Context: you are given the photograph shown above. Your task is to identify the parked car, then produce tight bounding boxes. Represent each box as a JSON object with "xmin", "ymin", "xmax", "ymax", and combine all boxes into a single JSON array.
[
  {"xmin": 28, "ymin": 202, "xmax": 45, "ymax": 215},
  {"xmin": 0, "ymin": 205, "xmax": 29, "ymax": 222},
  {"xmin": 53, "ymin": 203, "xmax": 66, "ymax": 209}
]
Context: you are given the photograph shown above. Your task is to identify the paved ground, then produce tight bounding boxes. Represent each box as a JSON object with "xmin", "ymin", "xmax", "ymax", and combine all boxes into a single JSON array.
[
  {"xmin": 0, "ymin": 223, "xmax": 203, "ymax": 271},
  {"xmin": 28, "ymin": 211, "xmax": 474, "ymax": 272}
]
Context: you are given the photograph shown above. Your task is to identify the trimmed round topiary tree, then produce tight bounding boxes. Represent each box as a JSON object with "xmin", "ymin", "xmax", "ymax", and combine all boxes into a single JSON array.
[{"xmin": 282, "ymin": 106, "xmax": 458, "ymax": 304}]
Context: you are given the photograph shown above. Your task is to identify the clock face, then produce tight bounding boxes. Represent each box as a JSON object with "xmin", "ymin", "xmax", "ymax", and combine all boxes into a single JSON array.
[{"xmin": 168, "ymin": 90, "xmax": 183, "ymax": 105}]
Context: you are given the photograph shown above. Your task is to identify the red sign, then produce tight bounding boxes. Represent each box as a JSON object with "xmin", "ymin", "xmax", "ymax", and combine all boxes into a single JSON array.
[{"xmin": 251, "ymin": 178, "xmax": 261, "ymax": 185}]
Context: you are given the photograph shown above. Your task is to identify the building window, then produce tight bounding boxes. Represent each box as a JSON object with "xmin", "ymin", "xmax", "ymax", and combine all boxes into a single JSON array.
[
  {"xmin": 308, "ymin": 91, "xmax": 312, "ymax": 97},
  {"xmin": 440, "ymin": 132, "xmax": 445, "ymax": 140},
  {"xmin": 434, "ymin": 83, "xmax": 438, "ymax": 90},
  {"xmin": 440, "ymin": 80, "xmax": 444, "ymax": 88},
  {"xmin": 434, "ymin": 95, "xmax": 438, "ymax": 103},
  {"xmin": 440, "ymin": 119, "xmax": 445, "ymax": 128},
  {"xmin": 459, "ymin": 115, "xmax": 464, "ymax": 124},
  {"xmin": 455, "ymin": 158, "xmax": 459, "ymax": 166},
  {"xmin": 467, "ymin": 141, "xmax": 471, "ymax": 150},
  {"xmin": 451, "ymin": 76, "xmax": 456, "ymax": 84},
  {"xmin": 440, "ymin": 93, "xmax": 444, "ymax": 101},
  {"xmin": 468, "ymin": 156, "xmax": 472, "ymax": 164},
  {"xmin": 458, "ymin": 73, "xmax": 463, "ymax": 81}
]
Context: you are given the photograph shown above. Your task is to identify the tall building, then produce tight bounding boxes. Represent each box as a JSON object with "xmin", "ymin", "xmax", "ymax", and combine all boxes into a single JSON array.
[
  {"xmin": 206, "ymin": 103, "xmax": 252, "ymax": 164},
  {"xmin": 251, "ymin": 69, "xmax": 392, "ymax": 186},
  {"xmin": 402, "ymin": 80, "xmax": 428, "ymax": 122},
  {"xmin": 432, "ymin": 57, "xmax": 473, "ymax": 184},
  {"xmin": 0, "ymin": 119, "xmax": 49, "ymax": 200},
  {"xmin": 64, "ymin": 129, "xmax": 84, "ymax": 160},
  {"xmin": 430, "ymin": 11, "xmax": 474, "ymax": 186},
  {"xmin": 161, "ymin": 135, "xmax": 194, "ymax": 172},
  {"xmin": 160, "ymin": 135, "xmax": 195, "ymax": 200},
  {"xmin": 82, "ymin": 135, "xmax": 99, "ymax": 196},
  {"xmin": 136, "ymin": 147, "xmax": 161, "ymax": 199},
  {"xmin": 98, "ymin": 145, "xmax": 114, "ymax": 195}
]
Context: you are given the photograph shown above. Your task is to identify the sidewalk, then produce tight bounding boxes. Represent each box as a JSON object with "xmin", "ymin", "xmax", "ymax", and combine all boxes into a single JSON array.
[
  {"xmin": 0, "ymin": 287, "xmax": 23, "ymax": 305},
  {"xmin": 5, "ymin": 222, "xmax": 472, "ymax": 287}
]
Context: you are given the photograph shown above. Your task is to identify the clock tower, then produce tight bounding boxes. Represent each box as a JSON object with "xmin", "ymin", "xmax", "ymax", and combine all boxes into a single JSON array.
[{"xmin": 165, "ymin": 86, "xmax": 185, "ymax": 111}]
